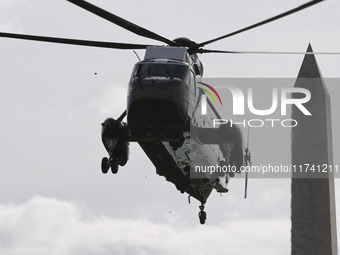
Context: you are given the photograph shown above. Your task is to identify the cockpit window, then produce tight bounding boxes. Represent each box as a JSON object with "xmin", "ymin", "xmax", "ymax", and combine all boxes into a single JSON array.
[{"xmin": 134, "ymin": 63, "xmax": 188, "ymax": 79}]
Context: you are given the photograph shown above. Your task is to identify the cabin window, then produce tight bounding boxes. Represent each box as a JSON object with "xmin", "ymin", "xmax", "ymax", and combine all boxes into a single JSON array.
[
  {"xmin": 134, "ymin": 63, "xmax": 188, "ymax": 79},
  {"xmin": 190, "ymin": 70, "xmax": 196, "ymax": 95}
]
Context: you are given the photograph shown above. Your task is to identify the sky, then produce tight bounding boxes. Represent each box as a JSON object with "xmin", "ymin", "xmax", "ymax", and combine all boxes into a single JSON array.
[{"xmin": 0, "ymin": 0, "xmax": 339, "ymax": 254}]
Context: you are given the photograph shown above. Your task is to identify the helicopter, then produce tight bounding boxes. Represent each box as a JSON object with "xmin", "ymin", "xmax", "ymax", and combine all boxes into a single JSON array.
[{"xmin": 0, "ymin": 0, "xmax": 327, "ymax": 224}]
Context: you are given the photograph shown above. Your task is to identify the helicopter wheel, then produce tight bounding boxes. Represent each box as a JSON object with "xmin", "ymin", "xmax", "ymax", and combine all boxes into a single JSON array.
[
  {"xmin": 110, "ymin": 157, "xmax": 119, "ymax": 174},
  {"xmin": 101, "ymin": 157, "xmax": 110, "ymax": 174},
  {"xmin": 198, "ymin": 204, "xmax": 207, "ymax": 224},
  {"xmin": 198, "ymin": 211, "xmax": 207, "ymax": 224}
]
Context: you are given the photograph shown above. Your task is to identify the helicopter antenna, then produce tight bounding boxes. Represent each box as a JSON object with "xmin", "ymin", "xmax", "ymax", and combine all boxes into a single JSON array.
[
  {"xmin": 244, "ymin": 126, "xmax": 251, "ymax": 199},
  {"xmin": 133, "ymin": 50, "xmax": 141, "ymax": 61}
]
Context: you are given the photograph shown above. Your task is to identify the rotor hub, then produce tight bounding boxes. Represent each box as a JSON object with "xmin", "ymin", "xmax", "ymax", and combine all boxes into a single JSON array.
[{"xmin": 173, "ymin": 37, "xmax": 198, "ymax": 51}]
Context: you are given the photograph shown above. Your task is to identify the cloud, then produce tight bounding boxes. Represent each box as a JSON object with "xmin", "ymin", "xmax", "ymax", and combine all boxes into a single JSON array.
[
  {"xmin": 0, "ymin": 0, "xmax": 31, "ymax": 32},
  {"xmin": 0, "ymin": 196, "xmax": 290, "ymax": 255},
  {"xmin": 90, "ymin": 85, "xmax": 127, "ymax": 118}
]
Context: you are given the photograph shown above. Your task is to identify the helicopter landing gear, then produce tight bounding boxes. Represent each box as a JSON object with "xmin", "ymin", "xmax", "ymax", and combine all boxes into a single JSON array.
[
  {"xmin": 198, "ymin": 204, "xmax": 207, "ymax": 224},
  {"xmin": 110, "ymin": 157, "xmax": 119, "ymax": 174},
  {"xmin": 101, "ymin": 157, "xmax": 119, "ymax": 174},
  {"xmin": 101, "ymin": 157, "xmax": 110, "ymax": 174}
]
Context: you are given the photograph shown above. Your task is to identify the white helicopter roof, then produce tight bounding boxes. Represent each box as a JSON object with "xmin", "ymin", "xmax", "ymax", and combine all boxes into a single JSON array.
[{"xmin": 144, "ymin": 46, "xmax": 190, "ymax": 63}]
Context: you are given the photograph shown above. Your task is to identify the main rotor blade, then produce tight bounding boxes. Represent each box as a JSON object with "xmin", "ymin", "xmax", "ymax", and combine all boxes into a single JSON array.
[
  {"xmin": 0, "ymin": 32, "xmax": 152, "ymax": 49},
  {"xmin": 199, "ymin": 49, "xmax": 340, "ymax": 55},
  {"xmin": 198, "ymin": 0, "xmax": 325, "ymax": 47},
  {"xmin": 66, "ymin": 0, "xmax": 175, "ymax": 46}
]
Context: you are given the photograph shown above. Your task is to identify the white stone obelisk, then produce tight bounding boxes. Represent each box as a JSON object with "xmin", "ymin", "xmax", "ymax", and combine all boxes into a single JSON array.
[{"xmin": 291, "ymin": 44, "xmax": 337, "ymax": 255}]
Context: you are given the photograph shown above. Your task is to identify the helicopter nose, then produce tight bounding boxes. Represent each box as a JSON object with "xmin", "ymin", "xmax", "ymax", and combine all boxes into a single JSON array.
[
  {"xmin": 129, "ymin": 78, "xmax": 187, "ymax": 101},
  {"xmin": 127, "ymin": 79, "xmax": 189, "ymax": 129}
]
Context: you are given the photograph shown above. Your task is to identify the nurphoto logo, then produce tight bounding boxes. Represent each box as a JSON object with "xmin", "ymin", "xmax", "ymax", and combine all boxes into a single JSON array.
[{"xmin": 198, "ymin": 81, "xmax": 312, "ymax": 128}]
